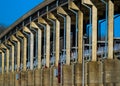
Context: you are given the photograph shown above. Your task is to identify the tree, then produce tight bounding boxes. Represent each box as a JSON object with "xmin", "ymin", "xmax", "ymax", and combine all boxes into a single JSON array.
[{"xmin": 0, "ymin": 24, "xmax": 6, "ymax": 34}]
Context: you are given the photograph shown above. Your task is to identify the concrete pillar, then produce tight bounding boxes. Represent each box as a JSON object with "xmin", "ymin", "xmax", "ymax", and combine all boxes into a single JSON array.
[
  {"xmin": 7, "ymin": 41, "xmax": 14, "ymax": 72},
  {"xmin": 23, "ymin": 26, "xmax": 34, "ymax": 70},
  {"xmin": 47, "ymin": 13, "xmax": 60, "ymax": 67},
  {"xmin": 57, "ymin": 7, "xmax": 71, "ymax": 65},
  {"xmin": 108, "ymin": 0, "xmax": 114, "ymax": 59},
  {"xmin": 1, "ymin": 44, "xmax": 9, "ymax": 73},
  {"xmin": 92, "ymin": 5, "xmax": 97, "ymax": 61},
  {"xmin": 0, "ymin": 49, "xmax": 4, "ymax": 86},
  {"xmin": 69, "ymin": 1, "xmax": 83, "ymax": 63},
  {"xmin": 30, "ymin": 22, "xmax": 42, "ymax": 69},
  {"xmin": 16, "ymin": 31, "xmax": 27, "ymax": 71},
  {"xmin": 0, "ymin": 49, "xmax": 4, "ymax": 74},
  {"xmin": 82, "ymin": 0, "xmax": 97, "ymax": 61},
  {"xmin": 10, "ymin": 35, "xmax": 20, "ymax": 71},
  {"xmin": 38, "ymin": 17, "xmax": 50, "ymax": 68}
]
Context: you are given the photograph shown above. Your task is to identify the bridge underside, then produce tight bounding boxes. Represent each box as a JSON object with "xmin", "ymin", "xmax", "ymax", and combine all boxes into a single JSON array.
[{"xmin": 0, "ymin": 0, "xmax": 120, "ymax": 86}]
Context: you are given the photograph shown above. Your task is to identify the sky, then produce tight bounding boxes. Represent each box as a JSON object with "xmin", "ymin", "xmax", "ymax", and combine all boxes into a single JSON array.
[
  {"xmin": 0, "ymin": 0, "xmax": 120, "ymax": 37},
  {"xmin": 0, "ymin": 0, "xmax": 43, "ymax": 27}
]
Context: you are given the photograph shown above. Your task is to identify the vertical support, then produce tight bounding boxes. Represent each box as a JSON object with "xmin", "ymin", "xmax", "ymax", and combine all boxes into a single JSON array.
[
  {"xmin": 7, "ymin": 41, "xmax": 14, "ymax": 72},
  {"xmin": 47, "ymin": 13, "xmax": 60, "ymax": 67},
  {"xmin": 82, "ymin": 0, "xmax": 98, "ymax": 61},
  {"xmin": 30, "ymin": 22, "xmax": 42, "ymax": 69},
  {"xmin": 1, "ymin": 44, "xmax": 9, "ymax": 73},
  {"xmin": 57, "ymin": 7, "xmax": 71, "ymax": 65},
  {"xmin": 16, "ymin": 31, "xmax": 27, "ymax": 71},
  {"xmin": 78, "ymin": 11, "xmax": 83, "ymax": 63},
  {"xmin": 0, "ymin": 49, "xmax": 4, "ymax": 74},
  {"xmin": 108, "ymin": 0, "xmax": 114, "ymax": 59},
  {"xmin": 69, "ymin": 1, "xmax": 83, "ymax": 63},
  {"xmin": 11, "ymin": 35, "xmax": 20, "ymax": 71},
  {"xmin": 92, "ymin": 5, "xmax": 97, "ymax": 61},
  {"xmin": 23, "ymin": 26, "xmax": 34, "ymax": 70},
  {"xmin": 38, "ymin": 17, "xmax": 50, "ymax": 68}
]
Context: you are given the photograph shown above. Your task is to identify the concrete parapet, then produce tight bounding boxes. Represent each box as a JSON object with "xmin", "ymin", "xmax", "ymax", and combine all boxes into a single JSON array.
[
  {"xmin": 21, "ymin": 71, "xmax": 27, "ymax": 86},
  {"xmin": 62, "ymin": 65, "xmax": 72, "ymax": 86},
  {"xmin": 28, "ymin": 70, "xmax": 34, "ymax": 86},
  {"xmin": 103, "ymin": 59, "xmax": 120, "ymax": 85},
  {"xmin": 42, "ymin": 68, "xmax": 50, "ymax": 86},
  {"xmin": 74, "ymin": 63, "xmax": 82, "ymax": 86},
  {"xmin": 14, "ymin": 72, "xmax": 21, "ymax": 86},
  {"xmin": 4, "ymin": 73, "xmax": 9, "ymax": 86},
  {"xmin": 88, "ymin": 61, "xmax": 103, "ymax": 86},
  {"xmin": 9, "ymin": 72, "xmax": 15, "ymax": 86},
  {"xmin": 34, "ymin": 69, "xmax": 41, "ymax": 86},
  {"xmin": 52, "ymin": 67, "xmax": 59, "ymax": 86},
  {"xmin": 0, "ymin": 74, "xmax": 4, "ymax": 86}
]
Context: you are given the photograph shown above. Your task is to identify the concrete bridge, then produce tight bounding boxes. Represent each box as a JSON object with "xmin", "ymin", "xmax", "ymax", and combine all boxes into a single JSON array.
[{"xmin": 0, "ymin": 0, "xmax": 120, "ymax": 86}]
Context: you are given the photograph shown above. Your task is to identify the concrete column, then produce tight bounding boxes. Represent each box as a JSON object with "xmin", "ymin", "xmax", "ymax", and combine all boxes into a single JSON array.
[
  {"xmin": 69, "ymin": 1, "xmax": 83, "ymax": 63},
  {"xmin": 7, "ymin": 41, "xmax": 14, "ymax": 72},
  {"xmin": 82, "ymin": 0, "xmax": 97, "ymax": 61},
  {"xmin": 0, "ymin": 49, "xmax": 4, "ymax": 74},
  {"xmin": 47, "ymin": 13, "xmax": 60, "ymax": 67},
  {"xmin": 23, "ymin": 26, "xmax": 34, "ymax": 70},
  {"xmin": 1, "ymin": 44, "xmax": 9, "ymax": 73},
  {"xmin": 30, "ymin": 22, "xmax": 42, "ymax": 69},
  {"xmin": 16, "ymin": 31, "xmax": 27, "ymax": 71},
  {"xmin": 38, "ymin": 17, "xmax": 50, "ymax": 68},
  {"xmin": 10, "ymin": 35, "xmax": 20, "ymax": 71},
  {"xmin": 57, "ymin": 7, "xmax": 71, "ymax": 65},
  {"xmin": 108, "ymin": 0, "xmax": 114, "ymax": 59},
  {"xmin": 92, "ymin": 5, "xmax": 97, "ymax": 61}
]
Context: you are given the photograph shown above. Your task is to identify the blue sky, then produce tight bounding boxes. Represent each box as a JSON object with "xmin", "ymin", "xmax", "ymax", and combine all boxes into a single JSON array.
[
  {"xmin": 0, "ymin": 0, "xmax": 120, "ymax": 37},
  {"xmin": 0, "ymin": 0, "xmax": 43, "ymax": 27}
]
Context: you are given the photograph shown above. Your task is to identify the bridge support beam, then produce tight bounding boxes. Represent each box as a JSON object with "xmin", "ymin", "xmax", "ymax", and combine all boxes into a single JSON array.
[
  {"xmin": 57, "ymin": 6, "xmax": 71, "ymax": 65},
  {"xmin": 23, "ymin": 26, "xmax": 34, "ymax": 70},
  {"xmin": 11, "ymin": 35, "xmax": 20, "ymax": 71},
  {"xmin": 108, "ymin": 0, "xmax": 114, "ymax": 59},
  {"xmin": 7, "ymin": 41, "xmax": 14, "ymax": 72},
  {"xmin": 0, "ymin": 49, "xmax": 4, "ymax": 74},
  {"xmin": 30, "ymin": 22, "xmax": 42, "ymax": 69},
  {"xmin": 0, "ymin": 49, "xmax": 4, "ymax": 86},
  {"xmin": 47, "ymin": 13, "xmax": 60, "ymax": 67},
  {"xmin": 1, "ymin": 44, "xmax": 9, "ymax": 73},
  {"xmin": 38, "ymin": 17, "xmax": 50, "ymax": 68},
  {"xmin": 16, "ymin": 31, "xmax": 27, "ymax": 71}
]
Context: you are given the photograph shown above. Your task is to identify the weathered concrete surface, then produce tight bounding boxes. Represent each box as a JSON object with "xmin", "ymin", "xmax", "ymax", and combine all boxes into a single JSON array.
[
  {"xmin": 21, "ymin": 71, "xmax": 27, "ymax": 86},
  {"xmin": 0, "ymin": 74, "xmax": 4, "ymax": 86},
  {"xmin": 62, "ymin": 65, "xmax": 72, "ymax": 86},
  {"xmin": 14, "ymin": 72, "xmax": 21, "ymax": 86},
  {"xmin": 75, "ymin": 63, "xmax": 82, "ymax": 86},
  {"xmin": 88, "ymin": 61, "xmax": 103, "ymax": 86},
  {"xmin": 103, "ymin": 59, "xmax": 120, "ymax": 86},
  {"xmin": 34, "ymin": 69, "xmax": 41, "ymax": 86},
  {"xmin": 9, "ymin": 72, "xmax": 15, "ymax": 86},
  {"xmin": 4, "ymin": 73, "xmax": 9, "ymax": 86},
  {"xmin": 42, "ymin": 68, "xmax": 50, "ymax": 86},
  {"xmin": 28, "ymin": 70, "xmax": 34, "ymax": 86},
  {"xmin": 52, "ymin": 67, "xmax": 60, "ymax": 86}
]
